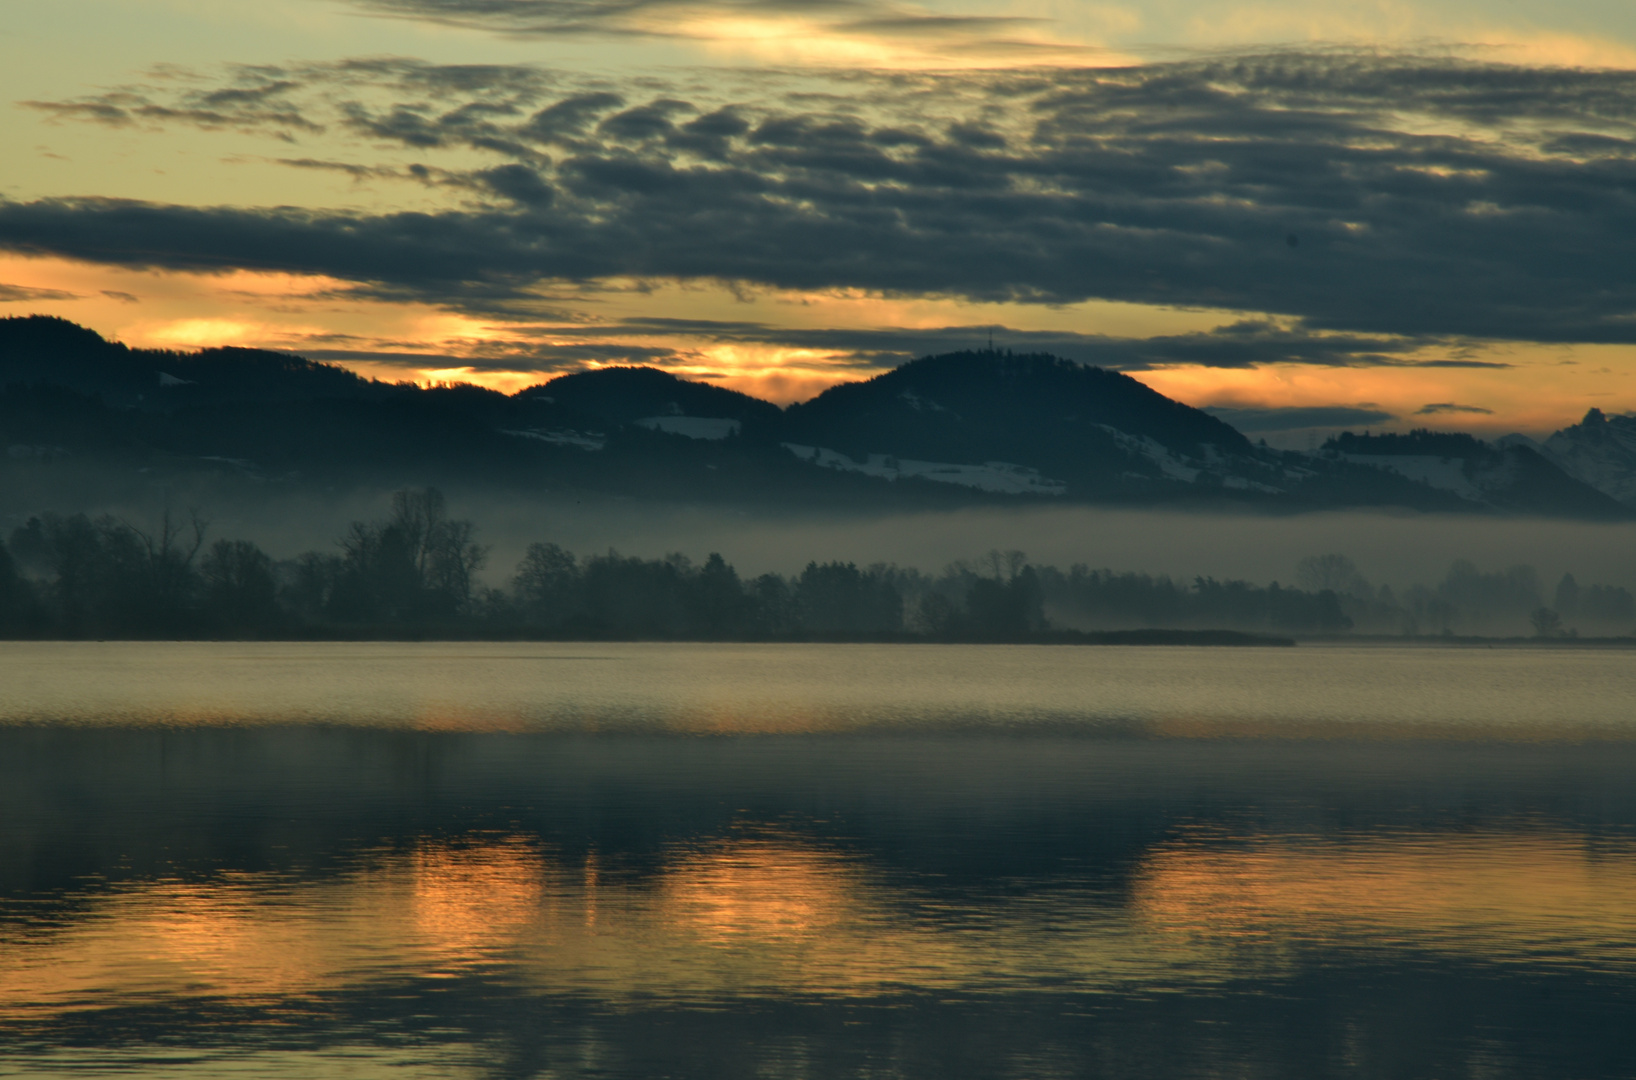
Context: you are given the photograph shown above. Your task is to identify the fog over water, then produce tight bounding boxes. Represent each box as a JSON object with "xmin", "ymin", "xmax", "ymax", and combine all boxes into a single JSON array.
[
  {"xmin": 4, "ymin": 643, "xmax": 1636, "ymax": 1079},
  {"xmin": 270, "ymin": 496, "xmax": 1636, "ymax": 594},
  {"xmin": 470, "ymin": 503, "xmax": 1636, "ymax": 592},
  {"xmin": 11, "ymin": 480, "xmax": 1636, "ymax": 592}
]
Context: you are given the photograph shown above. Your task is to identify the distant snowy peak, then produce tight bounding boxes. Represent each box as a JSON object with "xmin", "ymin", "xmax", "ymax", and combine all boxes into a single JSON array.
[
  {"xmin": 1324, "ymin": 429, "xmax": 1631, "ymax": 518},
  {"xmin": 1526, "ymin": 409, "xmax": 1636, "ymax": 507}
]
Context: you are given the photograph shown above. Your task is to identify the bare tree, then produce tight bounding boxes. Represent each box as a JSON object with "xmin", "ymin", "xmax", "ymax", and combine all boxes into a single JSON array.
[{"xmin": 1295, "ymin": 553, "xmax": 1371, "ymax": 598}]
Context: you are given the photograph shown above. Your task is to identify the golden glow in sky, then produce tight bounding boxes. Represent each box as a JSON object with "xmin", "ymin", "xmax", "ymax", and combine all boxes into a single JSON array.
[{"xmin": 3, "ymin": 0, "xmax": 1636, "ymax": 435}]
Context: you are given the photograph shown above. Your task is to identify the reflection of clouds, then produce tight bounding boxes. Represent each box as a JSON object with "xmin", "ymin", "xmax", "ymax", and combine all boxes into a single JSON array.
[
  {"xmin": 409, "ymin": 839, "xmax": 548, "ymax": 962},
  {"xmin": 1133, "ymin": 831, "xmax": 1636, "ymax": 966},
  {"xmin": 660, "ymin": 838, "xmax": 861, "ymax": 942},
  {"xmin": 7, "ymin": 824, "xmax": 1636, "ymax": 1023},
  {"xmin": 0, "ymin": 839, "xmax": 561, "ymax": 1016}
]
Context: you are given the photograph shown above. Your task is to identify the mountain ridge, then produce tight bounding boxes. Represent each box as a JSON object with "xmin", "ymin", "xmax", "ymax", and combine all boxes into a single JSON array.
[{"xmin": 2, "ymin": 315, "xmax": 1628, "ymax": 519}]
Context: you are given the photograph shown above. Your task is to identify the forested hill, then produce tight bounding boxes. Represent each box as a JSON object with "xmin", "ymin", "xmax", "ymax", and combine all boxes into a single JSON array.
[
  {"xmin": 2, "ymin": 315, "xmax": 1628, "ymax": 517},
  {"xmin": 784, "ymin": 351, "xmax": 1253, "ymax": 462},
  {"xmin": 0, "ymin": 314, "xmax": 380, "ymax": 408}
]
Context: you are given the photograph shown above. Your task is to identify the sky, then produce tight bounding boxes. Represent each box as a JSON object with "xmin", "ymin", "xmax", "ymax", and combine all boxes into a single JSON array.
[{"xmin": 3, "ymin": 0, "xmax": 1636, "ymax": 441}]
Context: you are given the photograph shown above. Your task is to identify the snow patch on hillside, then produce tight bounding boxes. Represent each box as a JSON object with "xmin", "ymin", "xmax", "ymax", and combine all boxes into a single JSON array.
[
  {"xmin": 1526, "ymin": 414, "xmax": 1636, "ymax": 506},
  {"xmin": 635, "ymin": 416, "xmax": 741, "ymax": 440},
  {"xmin": 783, "ymin": 444, "xmax": 1067, "ymax": 496},
  {"xmin": 1093, "ymin": 424, "xmax": 1201, "ymax": 483},
  {"xmin": 501, "ymin": 428, "xmax": 605, "ymax": 451},
  {"xmin": 1340, "ymin": 454, "xmax": 1481, "ymax": 500}
]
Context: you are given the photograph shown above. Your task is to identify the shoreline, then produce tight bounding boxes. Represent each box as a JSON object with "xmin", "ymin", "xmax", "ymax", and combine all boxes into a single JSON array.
[{"xmin": 3, "ymin": 631, "xmax": 1632, "ymax": 647}]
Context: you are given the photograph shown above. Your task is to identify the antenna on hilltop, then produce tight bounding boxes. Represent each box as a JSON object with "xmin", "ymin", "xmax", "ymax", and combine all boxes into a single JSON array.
[{"xmin": 988, "ymin": 328, "xmax": 993, "ymax": 353}]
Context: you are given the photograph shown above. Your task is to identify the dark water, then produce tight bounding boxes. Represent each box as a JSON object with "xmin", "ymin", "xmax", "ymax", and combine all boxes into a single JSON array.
[{"xmin": 2, "ymin": 642, "xmax": 1635, "ymax": 1079}]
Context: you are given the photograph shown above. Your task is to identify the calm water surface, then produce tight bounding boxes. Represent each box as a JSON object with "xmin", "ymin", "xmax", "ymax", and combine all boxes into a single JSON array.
[{"xmin": 1, "ymin": 642, "xmax": 1634, "ymax": 1079}]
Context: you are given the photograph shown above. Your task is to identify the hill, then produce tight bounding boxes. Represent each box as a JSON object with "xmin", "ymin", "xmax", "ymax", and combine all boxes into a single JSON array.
[
  {"xmin": 2, "ymin": 316, "xmax": 1626, "ymax": 518},
  {"xmin": 0, "ymin": 315, "xmax": 379, "ymax": 408},
  {"xmin": 1321, "ymin": 428, "xmax": 1630, "ymax": 519}
]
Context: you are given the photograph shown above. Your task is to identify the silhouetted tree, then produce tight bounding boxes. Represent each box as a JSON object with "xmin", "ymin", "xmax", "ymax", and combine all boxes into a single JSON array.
[
  {"xmin": 129, "ymin": 508, "xmax": 209, "ymax": 629},
  {"xmin": 576, "ymin": 551, "xmax": 693, "ymax": 637},
  {"xmin": 796, "ymin": 561, "xmax": 903, "ymax": 634},
  {"xmin": 1555, "ymin": 573, "xmax": 1580, "ymax": 620},
  {"xmin": 391, "ymin": 488, "xmax": 487, "ymax": 612},
  {"xmin": 748, "ymin": 573, "xmax": 798, "ymax": 638},
  {"xmin": 958, "ymin": 554, "xmax": 1047, "ymax": 640},
  {"xmin": 513, "ymin": 542, "xmax": 578, "ymax": 628},
  {"xmin": 691, "ymin": 553, "xmax": 752, "ymax": 638},
  {"xmin": 15, "ymin": 512, "xmax": 205, "ymax": 636},
  {"xmin": 1530, "ymin": 606, "xmax": 1564, "ymax": 638},
  {"xmin": 0, "ymin": 537, "xmax": 41, "ymax": 633},
  {"xmin": 325, "ymin": 488, "xmax": 486, "ymax": 623},
  {"xmin": 279, "ymin": 551, "xmax": 343, "ymax": 623},
  {"xmin": 5, "ymin": 500, "xmax": 1635, "ymax": 642},
  {"xmin": 1436, "ymin": 560, "xmax": 1542, "ymax": 633},
  {"xmin": 1296, "ymin": 554, "xmax": 1372, "ymax": 598},
  {"xmin": 200, "ymin": 539, "xmax": 280, "ymax": 635}
]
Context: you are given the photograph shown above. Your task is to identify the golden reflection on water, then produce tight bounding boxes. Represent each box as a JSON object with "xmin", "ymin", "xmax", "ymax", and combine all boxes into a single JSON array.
[
  {"xmin": 1132, "ymin": 830, "xmax": 1636, "ymax": 965},
  {"xmin": 5, "ymin": 827, "xmax": 1636, "ymax": 1021},
  {"xmin": 661, "ymin": 840, "xmax": 863, "ymax": 943}
]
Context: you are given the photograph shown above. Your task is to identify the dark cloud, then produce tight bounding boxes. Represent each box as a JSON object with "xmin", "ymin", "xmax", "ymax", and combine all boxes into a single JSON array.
[
  {"xmin": 298, "ymin": 340, "xmax": 685, "ymax": 371},
  {"xmin": 524, "ymin": 92, "xmax": 627, "ymax": 147},
  {"xmin": 347, "ymin": 0, "xmax": 1038, "ymax": 46},
  {"xmin": 21, "ymin": 100, "xmax": 135, "ymax": 126},
  {"xmin": 100, "ymin": 290, "xmax": 140, "ymax": 303},
  {"xmin": 0, "ymin": 282, "xmax": 80, "ymax": 302},
  {"xmin": 476, "ymin": 164, "xmax": 557, "ymax": 206},
  {"xmin": 25, "ymin": 74, "xmax": 321, "ymax": 137},
  {"xmin": 284, "ymin": 317, "xmax": 1471, "ymax": 378},
  {"xmin": 579, "ymin": 316, "xmax": 1453, "ymax": 371},
  {"xmin": 1416, "ymin": 402, "xmax": 1495, "ymax": 415},
  {"xmin": 9, "ymin": 52, "xmax": 1636, "ymax": 349},
  {"xmin": 1203, "ymin": 405, "xmax": 1398, "ymax": 433},
  {"xmin": 276, "ymin": 157, "xmax": 410, "ymax": 181}
]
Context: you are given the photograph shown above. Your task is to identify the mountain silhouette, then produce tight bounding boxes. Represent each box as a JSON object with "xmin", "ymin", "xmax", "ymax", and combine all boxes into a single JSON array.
[
  {"xmin": 786, "ymin": 350, "xmax": 1251, "ymax": 462},
  {"xmin": 522, "ymin": 366, "xmax": 780, "ymax": 428},
  {"xmin": 2, "ymin": 315, "xmax": 1626, "ymax": 517},
  {"xmin": 0, "ymin": 314, "xmax": 377, "ymax": 408}
]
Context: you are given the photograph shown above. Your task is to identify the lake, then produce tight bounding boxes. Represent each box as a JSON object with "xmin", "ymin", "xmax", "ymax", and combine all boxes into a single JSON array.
[{"xmin": 2, "ymin": 642, "xmax": 1634, "ymax": 1079}]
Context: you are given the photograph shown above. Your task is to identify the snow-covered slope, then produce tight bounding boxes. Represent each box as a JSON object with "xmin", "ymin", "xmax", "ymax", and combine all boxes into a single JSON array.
[
  {"xmin": 1513, "ymin": 410, "xmax": 1636, "ymax": 508},
  {"xmin": 1324, "ymin": 430, "xmax": 1630, "ymax": 518},
  {"xmin": 1338, "ymin": 454, "xmax": 1484, "ymax": 501},
  {"xmin": 783, "ymin": 444, "xmax": 1067, "ymax": 496}
]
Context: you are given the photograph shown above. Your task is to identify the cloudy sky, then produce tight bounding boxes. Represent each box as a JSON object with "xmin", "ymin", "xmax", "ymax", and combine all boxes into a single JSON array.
[{"xmin": 4, "ymin": 0, "xmax": 1636, "ymax": 438}]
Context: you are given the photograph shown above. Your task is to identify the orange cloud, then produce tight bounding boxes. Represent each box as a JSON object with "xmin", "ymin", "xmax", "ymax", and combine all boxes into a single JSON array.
[
  {"xmin": 6, "ymin": 252, "xmax": 1635, "ymax": 428},
  {"xmin": 1133, "ymin": 345, "xmax": 1636, "ymax": 439}
]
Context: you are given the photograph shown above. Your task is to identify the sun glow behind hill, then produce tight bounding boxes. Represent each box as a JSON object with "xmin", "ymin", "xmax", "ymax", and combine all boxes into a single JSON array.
[
  {"xmin": 4, "ymin": 1, "xmax": 1636, "ymax": 439},
  {"xmin": 4, "ymin": 253, "xmax": 1631, "ymax": 440}
]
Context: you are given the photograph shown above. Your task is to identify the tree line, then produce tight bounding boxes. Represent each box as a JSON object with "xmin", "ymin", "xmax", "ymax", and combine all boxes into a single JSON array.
[{"xmin": 0, "ymin": 489, "xmax": 1629, "ymax": 640}]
